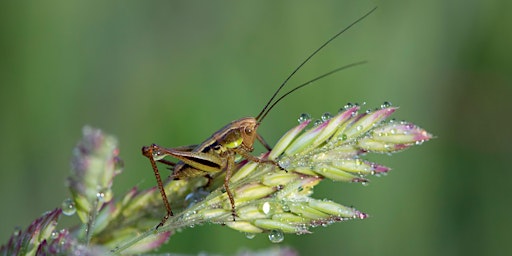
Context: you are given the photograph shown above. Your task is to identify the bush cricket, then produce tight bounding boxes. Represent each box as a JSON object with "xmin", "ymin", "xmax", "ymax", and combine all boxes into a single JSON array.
[{"xmin": 142, "ymin": 7, "xmax": 377, "ymax": 229}]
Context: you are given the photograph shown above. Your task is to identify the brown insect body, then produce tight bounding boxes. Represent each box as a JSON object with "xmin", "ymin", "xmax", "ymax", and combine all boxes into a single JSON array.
[
  {"xmin": 142, "ymin": 117, "xmax": 271, "ymax": 228},
  {"xmin": 172, "ymin": 117, "xmax": 259, "ymax": 180}
]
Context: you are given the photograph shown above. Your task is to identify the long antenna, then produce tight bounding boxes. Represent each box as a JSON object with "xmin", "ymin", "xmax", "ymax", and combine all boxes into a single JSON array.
[
  {"xmin": 257, "ymin": 61, "xmax": 367, "ymax": 123},
  {"xmin": 255, "ymin": 6, "xmax": 377, "ymax": 121}
]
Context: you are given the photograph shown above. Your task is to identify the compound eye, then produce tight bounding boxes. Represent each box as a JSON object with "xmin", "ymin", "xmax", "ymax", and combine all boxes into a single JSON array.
[{"xmin": 245, "ymin": 127, "xmax": 253, "ymax": 134}]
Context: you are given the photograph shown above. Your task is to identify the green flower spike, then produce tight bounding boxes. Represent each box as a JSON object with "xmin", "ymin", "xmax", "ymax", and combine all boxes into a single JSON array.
[{"xmin": 113, "ymin": 103, "xmax": 432, "ymax": 251}]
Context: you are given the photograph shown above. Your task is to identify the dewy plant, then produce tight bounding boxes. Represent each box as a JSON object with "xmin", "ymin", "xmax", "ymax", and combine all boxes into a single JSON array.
[{"xmin": 0, "ymin": 102, "xmax": 432, "ymax": 255}]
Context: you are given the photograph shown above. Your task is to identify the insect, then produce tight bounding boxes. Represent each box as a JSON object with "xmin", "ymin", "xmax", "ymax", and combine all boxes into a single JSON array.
[{"xmin": 142, "ymin": 7, "xmax": 377, "ymax": 229}]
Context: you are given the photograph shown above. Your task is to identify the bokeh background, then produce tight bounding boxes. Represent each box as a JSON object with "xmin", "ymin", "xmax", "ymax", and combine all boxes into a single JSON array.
[{"xmin": 1, "ymin": 0, "xmax": 511, "ymax": 255}]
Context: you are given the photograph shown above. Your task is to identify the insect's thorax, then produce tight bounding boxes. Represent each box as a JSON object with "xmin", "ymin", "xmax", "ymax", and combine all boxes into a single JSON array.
[
  {"xmin": 173, "ymin": 117, "xmax": 259, "ymax": 179},
  {"xmin": 200, "ymin": 117, "xmax": 258, "ymax": 153}
]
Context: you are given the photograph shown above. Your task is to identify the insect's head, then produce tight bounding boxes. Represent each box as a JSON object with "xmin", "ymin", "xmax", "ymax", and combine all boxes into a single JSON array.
[{"xmin": 237, "ymin": 117, "xmax": 259, "ymax": 151}]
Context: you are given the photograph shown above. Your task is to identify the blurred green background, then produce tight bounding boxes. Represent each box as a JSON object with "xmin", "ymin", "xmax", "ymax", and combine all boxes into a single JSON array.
[{"xmin": 1, "ymin": 0, "xmax": 511, "ymax": 255}]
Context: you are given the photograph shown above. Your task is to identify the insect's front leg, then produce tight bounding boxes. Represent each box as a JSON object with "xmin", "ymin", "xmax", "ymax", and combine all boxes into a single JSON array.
[{"xmin": 233, "ymin": 147, "xmax": 283, "ymax": 170}]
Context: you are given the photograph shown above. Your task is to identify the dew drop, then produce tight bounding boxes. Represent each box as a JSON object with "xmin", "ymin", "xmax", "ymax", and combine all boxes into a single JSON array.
[
  {"xmin": 344, "ymin": 103, "xmax": 354, "ymax": 110},
  {"xmin": 152, "ymin": 149, "xmax": 166, "ymax": 161},
  {"xmin": 313, "ymin": 119, "xmax": 323, "ymax": 126},
  {"xmin": 365, "ymin": 109, "xmax": 372, "ymax": 114},
  {"xmin": 278, "ymin": 158, "xmax": 291, "ymax": 169},
  {"xmin": 261, "ymin": 201, "xmax": 271, "ymax": 215},
  {"xmin": 245, "ymin": 232, "xmax": 256, "ymax": 239},
  {"xmin": 61, "ymin": 198, "xmax": 76, "ymax": 216},
  {"xmin": 96, "ymin": 191, "xmax": 106, "ymax": 201},
  {"xmin": 298, "ymin": 113, "xmax": 311, "ymax": 124},
  {"xmin": 356, "ymin": 125, "xmax": 363, "ymax": 131},
  {"xmin": 381, "ymin": 101, "xmax": 392, "ymax": 109},
  {"xmin": 185, "ymin": 189, "xmax": 209, "ymax": 208},
  {"xmin": 341, "ymin": 134, "xmax": 348, "ymax": 141},
  {"xmin": 13, "ymin": 227, "xmax": 21, "ymax": 237},
  {"xmin": 321, "ymin": 112, "xmax": 332, "ymax": 122},
  {"xmin": 268, "ymin": 229, "xmax": 284, "ymax": 243},
  {"xmin": 50, "ymin": 231, "xmax": 58, "ymax": 239}
]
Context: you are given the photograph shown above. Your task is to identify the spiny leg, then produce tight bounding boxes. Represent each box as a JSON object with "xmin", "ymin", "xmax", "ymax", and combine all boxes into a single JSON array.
[
  {"xmin": 142, "ymin": 144, "xmax": 173, "ymax": 229},
  {"xmin": 224, "ymin": 153, "xmax": 237, "ymax": 221},
  {"xmin": 234, "ymin": 147, "xmax": 284, "ymax": 171}
]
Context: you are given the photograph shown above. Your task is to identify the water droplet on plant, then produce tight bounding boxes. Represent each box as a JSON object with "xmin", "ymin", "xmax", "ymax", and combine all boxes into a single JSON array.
[
  {"xmin": 96, "ymin": 191, "xmax": 105, "ymax": 201},
  {"xmin": 245, "ymin": 232, "xmax": 256, "ymax": 239},
  {"xmin": 13, "ymin": 227, "xmax": 21, "ymax": 236},
  {"xmin": 381, "ymin": 101, "xmax": 392, "ymax": 109},
  {"xmin": 341, "ymin": 134, "xmax": 348, "ymax": 140},
  {"xmin": 61, "ymin": 198, "xmax": 76, "ymax": 216},
  {"xmin": 261, "ymin": 201, "xmax": 271, "ymax": 215},
  {"xmin": 344, "ymin": 103, "xmax": 354, "ymax": 110},
  {"xmin": 356, "ymin": 125, "xmax": 363, "ymax": 131},
  {"xmin": 185, "ymin": 189, "xmax": 209, "ymax": 208},
  {"xmin": 268, "ymin": 229, "xmax": 284, "ymax": 243},
  {"xmin": 50, "ymin": 231, "xmax": 58, "ymax": 239},
  {"xmin": 313, "ymin": 119, "xmax": 323, "ymax": 126},
  {"xmin": 278, "ymin": 158, "xmax": 291, "ymax": 169},
  {"xmin": 365, "ymin": 109, "xmax": 372, "ymax": 114},
  {"xmin": 321, "ymin": 112, "xmax": 332, "ymax": 122},
  {"xmin": 298, "ymin": 113, "xmax": 311, "ymax": 123}
]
